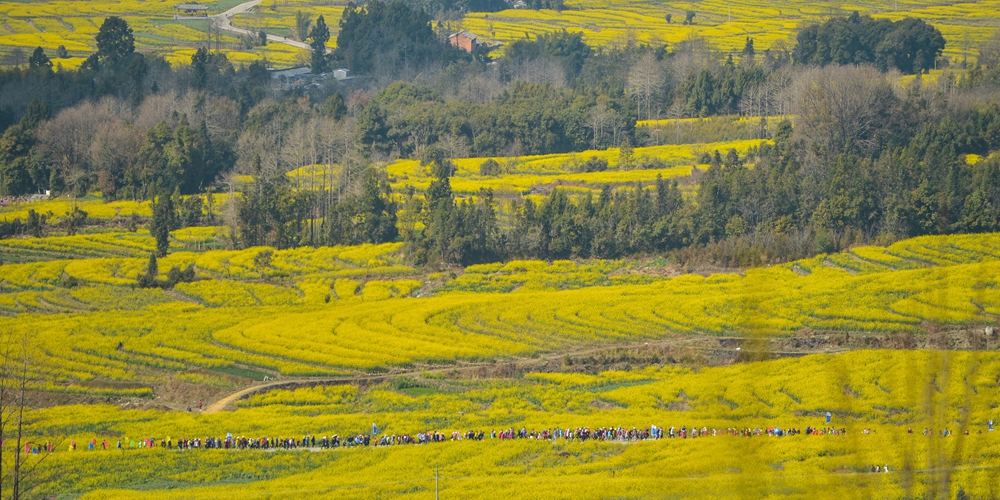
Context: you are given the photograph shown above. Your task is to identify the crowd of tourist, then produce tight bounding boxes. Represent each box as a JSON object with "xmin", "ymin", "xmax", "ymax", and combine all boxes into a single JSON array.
[
  {"xmin": 15, "ymin": 420, "xmax": 995, "ymax": 456},
  {"xmin": 39, "ymin": 422, "xmax": 865, "ymax": 455}
]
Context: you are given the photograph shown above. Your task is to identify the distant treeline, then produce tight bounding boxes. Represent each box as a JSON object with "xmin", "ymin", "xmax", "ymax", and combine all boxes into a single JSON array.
[
  {"xmin": 4, "ymin": 7, "xmax": 1000, "ymax": 269},
  {"xmin": 399, "ymin": 89, "xmax": 1000, "ymax": 266}
]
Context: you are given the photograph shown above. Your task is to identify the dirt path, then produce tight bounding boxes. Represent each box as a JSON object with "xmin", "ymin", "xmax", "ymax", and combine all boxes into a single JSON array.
[{"xmin": 203, "ymin": 379, "xmax": 297, "ymax": 413}]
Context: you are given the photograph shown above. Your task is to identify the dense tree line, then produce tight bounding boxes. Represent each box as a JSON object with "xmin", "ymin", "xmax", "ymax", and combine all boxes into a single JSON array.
[{"xmin": 794, "ymin": 11, "xmax": 946, "ymax": 74}]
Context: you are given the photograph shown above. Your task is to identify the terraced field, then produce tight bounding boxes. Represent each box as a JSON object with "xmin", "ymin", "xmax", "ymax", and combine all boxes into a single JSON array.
[
  {"xmin": 0, "ymin": 230, "xmax": 998, "ymax": 400},
  {"xmin": 0, "ymin": 0, "xmax": 322, "ymax": 67},
  {"xmin": 463, "ymin": 0, "xmax": 997, "ymax": 60},
  {"xmin": 377, "ymin": 138, "xmax": 767, "ymax": 196}
]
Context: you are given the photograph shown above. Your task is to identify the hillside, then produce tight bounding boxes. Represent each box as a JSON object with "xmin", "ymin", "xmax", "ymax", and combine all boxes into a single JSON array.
[
  {"xmin": 0, "ymin": 231, "xmax": 997, "ymax": 403},
  {"xmin": 2, "ymin": 2, "xmax": 1000, "ymax": 498}
]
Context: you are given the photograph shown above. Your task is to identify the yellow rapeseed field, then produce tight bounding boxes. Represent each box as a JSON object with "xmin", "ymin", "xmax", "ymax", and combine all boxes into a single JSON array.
[
  {"xmin": 1, "ymin": 230, "xmax": 999, "ymax": 395},
  {"xmin": 18, "ymin": 349, "xmax": 1000, "ymax": 499},
  {"xmin": 461, "ymin": 0, "xmax": 993, "ymax": 60}
]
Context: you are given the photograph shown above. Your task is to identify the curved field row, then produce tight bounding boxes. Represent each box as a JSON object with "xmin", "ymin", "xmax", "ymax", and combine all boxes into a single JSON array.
[{"xmin": 1, "ymin": 231, "xmax": 999, "ymax": 392}]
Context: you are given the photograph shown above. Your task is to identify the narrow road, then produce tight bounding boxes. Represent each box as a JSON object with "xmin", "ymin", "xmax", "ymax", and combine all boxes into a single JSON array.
[
  {"xmin": 202, "ymin": 379, "xmax": 298, "ymax": 413},
  {"xmin": 177, "ymin": 0, "xmax": 331, "ymax": 55}
]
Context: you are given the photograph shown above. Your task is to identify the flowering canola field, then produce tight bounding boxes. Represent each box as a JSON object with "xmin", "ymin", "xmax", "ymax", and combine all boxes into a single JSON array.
[
  {"xmin": 381, "ymin": 138, "xmax": 766, "ymax": 195},
  {"xmin": 461, "ymin": 0, "xmax": 994, "ymax": 60},
  {"xmin": 0, "ymin": 230, "xmax": 999, "ymax": 398},
  {"xmin": 0, "ymin": 0, "xmax": 312, "ymax": 68},
  {"xmin": 18, "ymin": 349, "xmax": 1000, "ymax": 499}
]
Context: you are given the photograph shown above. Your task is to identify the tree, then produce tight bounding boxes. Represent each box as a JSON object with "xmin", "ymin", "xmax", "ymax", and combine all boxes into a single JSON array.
[
  {"xmin": 618, "ymin": 140, "xmax": 635, "ymax": 170},
  {"xmin": 258, "ymin": 30, "xmax": 268, "ymax": 46},
  {"xmin": 793, "ymin": 12, "xmax": 944, "ymax": 74},
  {"xmin": 479, "ymin": 158, "xmax": 501, "ymax": 176},
  {"xmin": 149, "ymin": 192, "xmax": 174, "ymax": 257},
  {"xmin": 335, "ymin": 0, "xmax": 447, "ymax": 74},
  {"xmin": 55, "ymin": 45, "xmax": 68, "ymax": 59},
  {"xmin": 0, "ymin": 99, "xmax": 49, "ymax": 196},
  {"xmin": 978, "ymin": 31, "xmax": 1000, "ymax": 69},
  {"xmin": 63, "ymin": 206, "xmax": 88, "ymax": 236},
  {"xmin": 308, "ymin": 15, "xmax": 330, "ymax": 74},
  {"xmin": 875, "ymin": 18, "xmax": 945, "ymax": 74},
  {"xmin": 137, "ymin": 252, "xmax": 158, "ymax": 287},
  {"xmin": 321, "ymin": 93, "xmax": 347, "ymax": 120},
  {"xmin": 95, "ymin": 16, "xmax": 135, "ymax": 64},
  {"xmin": 741, "ymin": 37, "xmax": 755, "ymax": 66},
  {"xmin": 793, "ymin": 65, "xmax": 898, "ymax": 154},
  {"xmin": 191, "ymin": 47, "xmax": 210, "ymax": 89},
  {"xmin": 27, "ymin": 47, "xmax": 51, "ymax": 71},
  {"xmin": 2, "ymin": 48, "xmax": 25, "ymax": 68},
  {"xmin": 294, "ymin": 10, "xmax": 311, "ymax": 41},
  {"xmin": 684, "ymin": 11, "xmax": 696, "ymax": 25},
  {"xmin": 627, "ymin": 51, "xmax": 663, "ymax": 121}
]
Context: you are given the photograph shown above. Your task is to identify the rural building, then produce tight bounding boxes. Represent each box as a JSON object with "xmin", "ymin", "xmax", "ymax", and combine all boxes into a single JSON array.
[
  {"xmin": 333, "ymin": 68, "xmax": 355, "ymax": 81},
  {"xmin": 175, "ymin": 3, "xmax": 209, "ymax": 17},
  {"xmin": 268, "ymin": 66, "xmax": 311, "ymax": 79},
  {"xmin": 448, "ymin": 31, "xmax": 481, "ymax": 53}
]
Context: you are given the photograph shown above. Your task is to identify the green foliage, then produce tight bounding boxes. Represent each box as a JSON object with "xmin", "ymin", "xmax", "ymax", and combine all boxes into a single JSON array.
[
  {"xmin": 335, "ymin": 0, "xmax": 460, "ymax": 74},
  {"xmin": 479, "ymin": 158, "xmax": 501, "ymax": 176},
  {"xmin": 294, "ymin": 10, "xmax": 311, "ymax": 41},
  {"xmin": 308, "ymin": 15, "xmax": 330, "ymax": 74},
  {"xmin": 505, "ymin": 31, "xmax": 591, "ymax": 78},
  {"xmin": 26, "ymin": 209, "xmax": 47, "ymax": 237},
  {"xmin": 327, "ymin": 166, "xmax": 399, "ymax": 245},
  {"xmin": 794, "ymin": 12, "xmax": 945, "ymax": 74},
  {"xmin": 63, "ymin": 206, "xmax": 88, "ymax": 236},
  {"xmin": 237, "ymin": 156, "xmax": 310, "ymax": 249},
  {"xmin": 95, "ymin": 16, "xmax": 135, "ymax": 65},
  {"xmin": 28, "ymin": 46, "xmax": 52, "ymax": 71},
  {"xmin": 149, "ymin": 193, "xmax": 175, "ymax": 257},
  {"xmin": 577, "ymin": 156, "xmax": 608, "ymax": 173},
  {"xmin": 321, "ymin": 93, "xmax": 347, "ymax": 120},
  {"xmin": 0, "ymin": 98, "xmax": 50, "ymax": 196}
]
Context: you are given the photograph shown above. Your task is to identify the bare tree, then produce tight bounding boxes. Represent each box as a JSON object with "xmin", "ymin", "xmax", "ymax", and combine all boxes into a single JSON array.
[
  {"xmin": 37, "ymin": 102, "xmax": 117, "ymax": 195},
  {"xmin": 588, "ymin": 98, "xmax": 612, "ymax": 150},
  {"xmin": 90, "ymin": 120, "xmax": 143, "ymax": 196},
  {"xmin": 134, "ymin": 91, "xmax": 190, "ymax": 131},
  {"xmin": 508, "ymin": 57, "xmax": 567, "ymax": 88},
  {"xmin": 977, "ymin": 30, "xmax": 1000, "ymax": 69},
  {"xmin": 198, "ymin": 96, "xmax": 241, "ymax": 143},
  {"xmin": 792, "ymin": 65, "xmax": 897, "ymax": 154},
  {"xmin": 280, "ymin": 119, "xmax": 317, "ymax": 189},
  {"xmin": 627, "ymin": 52, "xmax": 664, "ymax": 121},
  {"xmin": 455, "ymin": 72, "xmax": 504, "ymax": 105}
]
